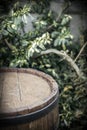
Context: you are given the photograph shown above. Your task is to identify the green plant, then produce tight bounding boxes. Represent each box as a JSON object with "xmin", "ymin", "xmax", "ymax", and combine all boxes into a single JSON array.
[{"xmin": 0, "ymin": 1, "xmax": 87, "ymax": 129}]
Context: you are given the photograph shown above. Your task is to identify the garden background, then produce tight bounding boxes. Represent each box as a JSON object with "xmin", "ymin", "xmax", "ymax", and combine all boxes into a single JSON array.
[{"xmin": 0, "ymin": 0, "xmax": 87, "ymax": 129}]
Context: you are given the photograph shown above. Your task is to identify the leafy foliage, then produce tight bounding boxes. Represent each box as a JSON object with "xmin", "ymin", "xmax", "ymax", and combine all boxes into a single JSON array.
[{"xmin": 0, "ymin": 1, "xmax": 87, "ymax": 130}]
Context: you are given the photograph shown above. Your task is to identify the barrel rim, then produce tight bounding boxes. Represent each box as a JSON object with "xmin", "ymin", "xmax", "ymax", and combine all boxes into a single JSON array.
[
  {"xmin": 0, "ymin": 94, "xmax": 58, "ymax": 126},
  {"xmin": 0, "ymin": 68, "xmax": 59, "ymax": 118}
]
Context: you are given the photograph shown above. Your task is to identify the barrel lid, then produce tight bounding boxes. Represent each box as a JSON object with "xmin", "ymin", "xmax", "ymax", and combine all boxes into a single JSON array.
[{"xmin": 0, "ymin": 68, "xmax": 58, "ymax": 117}]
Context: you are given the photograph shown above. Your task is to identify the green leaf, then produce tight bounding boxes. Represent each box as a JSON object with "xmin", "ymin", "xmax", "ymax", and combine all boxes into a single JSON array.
[
  {"xmin": 61, "ymin": 15, "xmax": 72, "ymax": 25},
  {"xmin": 62, "ymin": 40, "xmax": 66, "ymax": 50},
  {"xmin": 54, "ymin": 38, "xmax": 59, "ymax": 46},
  {"xmin": 53, "ymin": 20, "xmax": 58, "ymax": 27},
  {"xmin": 7, "ymin": 26, "xmax": 14, "ymax": 33},
  {"xmin": 39, "ymin": 44, "xmax": 46, "ymax": 50},
  {"xmin": 22, "ymin": 14, "xmax": 27, "ymax": 24},
  {"xmin": 51, "ymin": 31, "xmax": 59, "ymax": 38},
  {"xmin": 21, "ymin": 40, "xmax": 29, "ymax": 46},
  {"xmin": 34, "ymin": 48, "xmax": 40, "ymax": 53},
  {"xmin": 11, "ymin": 24, "xmax": 17, "ymax": 30},
  {"xmin": 2, "ymin": 30, "xmax": 9, "ymax": 36},
  {"xmin": 14, "ymin": 16, "xmax": 21, "ymax": 25}
]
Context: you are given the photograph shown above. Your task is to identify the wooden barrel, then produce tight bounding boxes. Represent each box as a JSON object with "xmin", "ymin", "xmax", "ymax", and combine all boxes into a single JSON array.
[{"xmin": 0, "ymin": 68, "xmax": 59, "ymax": 130}]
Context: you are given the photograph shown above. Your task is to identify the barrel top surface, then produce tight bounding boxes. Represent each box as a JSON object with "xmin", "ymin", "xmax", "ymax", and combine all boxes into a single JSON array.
[{"xmin": 0, "ymin": 68, "xmax": 58, "ymax": 116}]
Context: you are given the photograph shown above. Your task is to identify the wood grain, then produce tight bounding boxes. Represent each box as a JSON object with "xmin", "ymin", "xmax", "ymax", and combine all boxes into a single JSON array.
[{"xmin": 0, "ymin": 68, "xmax": 59, "ymax": 130}]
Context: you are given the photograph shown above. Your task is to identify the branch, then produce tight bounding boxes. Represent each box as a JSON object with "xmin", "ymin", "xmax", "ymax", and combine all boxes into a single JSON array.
[
  {"xmin": 46, "ymin": 2, "xmax": 71, "ymax": 31},
  {"xmin": 41, "ymin": 49, "xmax": 83, "ymax": 78},
  {"xmin": 4, "ymin": 39, "xmax": 17, "ymax": 51},
  {"xmin": 56, "ymin": 2, "xmax": 71, "ymax": 21},
  {"xmin": 74, "ymin": 42, "xmax": 87, "ymax": 62}
]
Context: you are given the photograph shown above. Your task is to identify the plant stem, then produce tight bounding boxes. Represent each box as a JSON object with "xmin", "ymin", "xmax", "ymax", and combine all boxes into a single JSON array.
[
  {"xmin": 45, "ymin": 2, "xmax": 70, "ymax": 31},
  {"xmin": 41, "ymin": 49, "xmax": 83, "ymax": 78},
  {"xmin": 4, "ymin": 39, "xmax": 17, "ymax": 51},
  {"xmin": 74, "ymin": 42, "xmax": 87, "ymax": 62}
]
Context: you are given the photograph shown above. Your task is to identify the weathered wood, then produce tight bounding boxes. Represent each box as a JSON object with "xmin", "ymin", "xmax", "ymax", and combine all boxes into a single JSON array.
[{"xmin": 0, "ymin": 68, "xmax": 59, "ymax": 130}]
